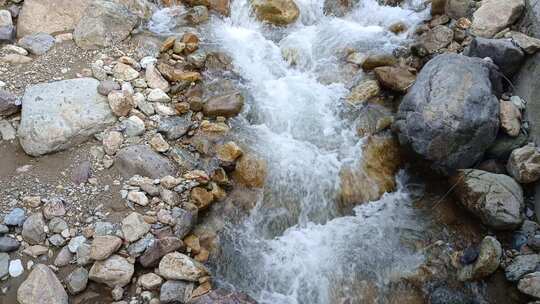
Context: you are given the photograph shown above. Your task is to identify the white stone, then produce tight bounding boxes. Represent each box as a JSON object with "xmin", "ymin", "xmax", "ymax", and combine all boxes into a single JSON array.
[{"xmin": 9, "ymin": 259, "xmax": 23, "ymax": 277}]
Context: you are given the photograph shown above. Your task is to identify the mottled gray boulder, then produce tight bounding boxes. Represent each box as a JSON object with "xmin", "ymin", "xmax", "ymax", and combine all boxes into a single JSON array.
[
  {"xmin": 0, "ymin": 89, "xmax": 19, "ymax": 117},
  {"xmin": 74, "ymin": 0, "xmax": 139, "ymax": 49},
  {"xmin": 453, "ymin": 169, "xmax": 523, "ymax": 229},
  {"xmin": 18, "ymin": 33, "xmax": 55, "ymax": 55},
  {"xmin": 465, "ymin": 37, "xmax": 524, "ymax": 76},
  {"xmin": 505, "ymin": 254, "xmax": 540, "ymax": 282},
  {"xmin": 18, "ymin": 78, "xmax": 116, "ymax": 156},
  {"xmin": 115, "ymin": 145, "xmax": 177, "ymax": 178},
  {"xmin": 395, "ymin": 54, "xmax": 500, "ymax": 172},
  {"xmin": 17, "ymin": 264, "xmax": 68, "ymax": 304}
]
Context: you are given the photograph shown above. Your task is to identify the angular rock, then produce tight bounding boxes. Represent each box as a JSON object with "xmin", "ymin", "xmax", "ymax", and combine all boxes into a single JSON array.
[
  {"xmin": 139, "ymin": 236, "xmax": 184, "ymax": 268},
  {"xmin": 89, "ymin": 254, "xmax": 134, "ymax": 288},
  {"xmin": 103, "ymin": 130, "xmax": 124, "ymax": 155},
  {"xmin": 518, "ymin": 271, "xmax": 540, "ymax": 298},
  {"xmin": 465, "ymin": 37, "xmax": 524, "ymax": 76},
  {"xmin": 122, "ymin": 115, "xmax": 145, "ymax": 137},
  {"xmin": 509, "ymin": 31, "xmax": 540, "ymax": 54},
  {"xmin": 18, "ymin": 78, "xmax": 116, "ymax": 156},
  {"xmin": 252, "ymin": 0, "xmax": 300, "ymax": 25},
  {"xmin": 90, "ymin": 235, "xmax": 123, "ymax": 260},
  {"xmin": 113, "ymin": 62, "xmax": 139, "ymax": 81},
  {"xmin": 139, "ymin": 272, "xmax": 163, "ymax": 290},
  {"xmin": 158, "ymin": 116, "xmax": 192, "ymax": 140},
  {"xmin": 54, "ymin": 246, "xmax": 74, "ymax": 267},
  {"xmin": 161, "ymin": 280, "xmax": 194, "ymax": 303},
  {"xmin": 22, "ymin": 213, "xmax": 46, "ymax": 245},
  {"xmin": 0, "ymin": 89, "xmax": 19, "ymax": 117},
  {"xmin": 158, "ymin": 251, "xmax": 208, "ymax": 281},
  {"xmin": 395, "ymin": 54, "xmax": 500, "ymax": 172},
  {"xmin": 419, "ymin": 25, "xmax": 454, "ymax": 54},
  {"xmin": 506, "ymin": 254, "xmax": 540, "ymax": 282},
  {"xmin": 507, "ymin": 144, "xmax": 540, "ymax": 183},
  {"xmin": 121, "ymin": 212, "xmax": 151, "ymax": 242},
  {"xmin": 17, "ymin": 0, "xmax": 91, "ymax": 37},
  {"xmin": 18, "ymin": 33, "xmax": 55, "ymax": 55},
  {"xmin": 0, "ymin": 236, "xmax": 20, "ymax": 252},
  {"xmin": 115, "ymin": 145, "xmax": 177, "ymax": 178},
  {"xmin": 453, "ymin": 169, "xmax": 523, "ymax": 229},
  {"xmin": 373, "ymin": 66, "xmax": 415, "ymax": 92},
  {"xmin": 16, "ymin": 264, "xmax": 68, "ymax": 304},
  {"xmin": 471, "ymin": 0, "xmax": 525, "ymax": 38},
  {"xmin": 74, "ymin": 0, "xmax": 139, "ymax": 49},
  {"xmin": 146, "ymin": 64, "xmax": 170, "ymax": 92}
]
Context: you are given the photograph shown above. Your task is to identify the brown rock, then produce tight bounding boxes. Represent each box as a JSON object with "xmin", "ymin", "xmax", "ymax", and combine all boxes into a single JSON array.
[
  {"xmin": 252, "ymin": 0, "xmax": 300, "ymax": 25},
  {"xmin": 216, "ymin": 141, "xmax": 243, "ymax": 162},
  {"xmin": 146, "ymin": 64, "xmax": 170, "ymax": 92},
  {"xmin": 233, "ymin": 153, "xmax": 268, "ymax": 188},
  {"xmin": 361, "ymin": 54, "xmax": 397, "ymax": 71},
  {"xmin": 90, "ymin": 236, "xmax": 123, "ymax": 260},
  {"xmin": 161, "ymin": 36, "xmax": 176, "ymax": 52},
  {"xmin": 373, "ymin": 66, "xmax": 415, "ymax": 92},
  {"xmin": 203, "ymin": 92, "xmax": 244, "ymax": 118},
  {"xmin": 500, "ymin": 99, "xmax": 521, "ymax": 137},
  {"xmin": 191, "ymin": 187, "xmax": 214, "ymax": 210}
]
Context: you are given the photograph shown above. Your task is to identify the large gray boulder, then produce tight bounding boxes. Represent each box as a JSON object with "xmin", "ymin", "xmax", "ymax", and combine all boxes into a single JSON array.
[
  {"xmin": 115, "ymin": 145, "xmax": 177, "ymax": 178},
  {"xmin": 453, "ymin": 169, "xmax": 524, "ymax": 230},
  {"xmin": 465, "ymin": 37, "xmax": 524, "ymax": 77},
  {"xmin": 18, "ymin": 78, "xmax": 116, "ymax": 156},
  {"xmin": 395, "ymin": 54, "xmax": 500, "ymax": 172},
  {"xmin": 74, "ymin": 0, "xmax": 139, "ymax": 50},
  {"xmin": 16, "ymin": 0, "xmax": 92, "ymax": 38}
]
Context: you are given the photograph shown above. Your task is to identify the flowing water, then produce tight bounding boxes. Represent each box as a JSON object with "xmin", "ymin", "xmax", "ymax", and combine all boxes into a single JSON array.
[{"xmin": 150, "ymin": 1, "xmax": 432, "ymax": 303}]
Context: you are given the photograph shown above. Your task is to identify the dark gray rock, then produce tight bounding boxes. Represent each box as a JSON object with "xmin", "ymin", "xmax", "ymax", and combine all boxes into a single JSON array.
[
  {"xmin": 0, "ymin": 89, "xmax": 20, "ymax": 117},
  {"xmin": 0, "ymin": 236, "xmax": 20, "ymax": 252},
  {"xmin": 160, "ymin": 280, "xmax": 193, "ymax": 303},
  {"xmin": 465, "ymin": 37, "xmax": 524, "ymax": 76},
  {"xmin": 18, "ymin": 33, "xmax": 55, "ymax": 55},
  {"xmin": 4, "ymin": 208, "xmax": 25, "ymax": 226},
  {"xmin": 486, "ymin": 132, "xmax": 528, "ymax": 160},
  {"xmin": 0, "ymin": 25, "xmax": 15, "ymax": 43},
  {"xmin": 395, "ymin": 54, "xmax": 500, "ymax": 173},
  {"xmin": 158, "ymin": 116, "xmax": 192, "ymax": 140},
  {"xmin": 115, "ymin": 145, "xmax": 177, "ymax": 179},
  {"xmin": 428, "ymin": 286, "xmax": 474, "ymax": 304}
]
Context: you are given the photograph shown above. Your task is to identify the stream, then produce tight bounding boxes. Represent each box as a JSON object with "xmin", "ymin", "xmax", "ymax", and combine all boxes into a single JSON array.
[{"xmin": 150, "ymin": 1, "xmax": 433, "ymax": 303}]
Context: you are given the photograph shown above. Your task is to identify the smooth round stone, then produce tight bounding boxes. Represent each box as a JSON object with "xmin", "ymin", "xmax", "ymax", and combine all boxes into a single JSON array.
[{"xmin": 9, "ymin": 259, "xmax": 23, "ymax": 277}]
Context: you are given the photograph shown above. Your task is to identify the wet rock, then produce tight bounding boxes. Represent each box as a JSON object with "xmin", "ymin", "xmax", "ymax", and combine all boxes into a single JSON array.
[
  {"xmin": 346, "ymin": 79, "xmax": 380, "ymax": 105},
  {"xmin": 216, "ymin": 141, "xmax": 243, "ymax": 163},
  {"xmin": 158, "ymin": 116, "xmax": 192, "ymax": 140},
  {"xmin": 506, "ymin": 254, "xmax": 540, "ymax": 282},
  {"xmin": 395, "ymin": 54, "xmax": 500, "ymax": 172},
  {"xmin": 373, "ymin": 66, "xmax": 415, "ymax": 92},
  {"xmin": 22, "ymin": 213, "xmax": 46, "ymax": 245},
  {"xmin": 122, "ymin": 212, "xmax": 151, "ymax": 242},
  {"xmin": 160, "ymin": 280, "xmax": 194, "ymax": 303},
  {"xmin": 507, "ymin": 144, "xmax": 540, "ymax": 183},
  {"xmin": 233, "ymin": 153, "xmax": 268, "ymax": 188},
  {"xmin": 184, "ymin": 0, "xmax": 231, "ymax": 16},
  {"xmin": 139, "ymin": 236, "xmax": 184, "ymax": 268},
  {"xmin": 115, "ymin": 145, "xmax": 177, "ymax": 179},
  {"xmin": 203, "ymin": 92, "xmax": 244, "ymax": 118},
  {"xmin": 361, "ymin": 54, "xmax": 396, "ymax": 71},
  {"xmin": 458, "ymin": 236, "xmax": 502, "ymax": 281},
  {"xmin": 453, "ymin": 169, "xmax": 523, "ymax": 229},
  {"xmin": 89, "ymin": 255, "xmax": 134, "ymax": 288},
  {"xmin": 354, "ymin": 104, "xmax": 394, "ymax": 137},
  {"xmin": 17, "ymin": 264, "xmax": 68, "ymax": 304},
  {"xmin": 66, "ymin": 267, "xmax": 89, "ymax": 295},
  {"xmin": 188, "ymin": 288, "xmax": 258, "ymax": 304},
  {"xmin": 518, "ymin": 272, "xmax": 540, "ymax": 298},
  {"xmin": 465, "ymin": 37, "xmax": 524, "ymax": 76},
  {"xmin": 0, "ymin": 236, "xmax": 20, "ymax": 252},
  {"xmin": 323, "ymin": 0, "xmax": 358, "ymax": 16},
  {"xmin": 191, "ymin": 187, "xmax": 214, "ymax": 210},
  {"xmin": 74, "ymin": 0, "xmax": 139, "ymax": 49},
  {"xmin": 90, "ymin": 235, "xmax": 123, "ymax": 260},
  {"xmin": 182, "ymin": 5, "xmax": 209, "ymax": 25},
  {"xmin": 159, "ymin": 251, "xmax": 208, "ymax": 281},
  {"xmin": 419, "ymin": 25, "xmax": 454, "ymax": 54},
  {"xmin": 0, "ymin": 89, "xmax": 19, "ymax": 117},
  {"xmin": 252, "ymin": 0, "xmax": 299, "ymax": 25},
  {"xmin": 338, "ymin": 134, "xmax": 400, "ymax": 211},
  {"xmin": 471, "ymin": 0, "xmax": 524, "ymax": 38},
  {"xmin": 18, "ymin": 33, "xmax": 55, "ymax": 55},
  {"xmin": 499, "ymin": 99, "xmax": 522, "ymax": 137},
  {"xmin": 4, "ymin": 207, "xmax": 25, "ymax": 226},
  {"xmin": 18, "ymin": 78, "xmax": 116, "ymax": 156}
]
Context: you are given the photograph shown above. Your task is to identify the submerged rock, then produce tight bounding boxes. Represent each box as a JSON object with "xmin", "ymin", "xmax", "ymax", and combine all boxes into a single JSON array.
[
  {"xmin": 18, "ymin": 78, "xmax": 116, "ymax": 156},
  {"xmin": 233, "ymin": 153, "xmax": 268, "ymax": 188},
  {"xmin": 395, "ymin": 54, "xmax": 500, "ymax": 172},
  {"xmin": 323, "ymin": 0, "xmax": 359, "ymax": 17},
  {"xmin": 453, "ymin": 169, "xmax": 523, "ymax": 229},
  {"xmin": 338, "ymin": 134, "xmax": 400, "ymax": 212}
]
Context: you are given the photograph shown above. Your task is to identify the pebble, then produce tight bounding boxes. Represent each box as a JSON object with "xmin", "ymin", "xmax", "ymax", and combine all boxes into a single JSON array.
[
  {"xmin": 4, "ymin": 208, "xmax": 26, "ymax": 226},
  {"xmin": 9, "ymin": 259, "xmax": 23, "ymax": 277}
]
